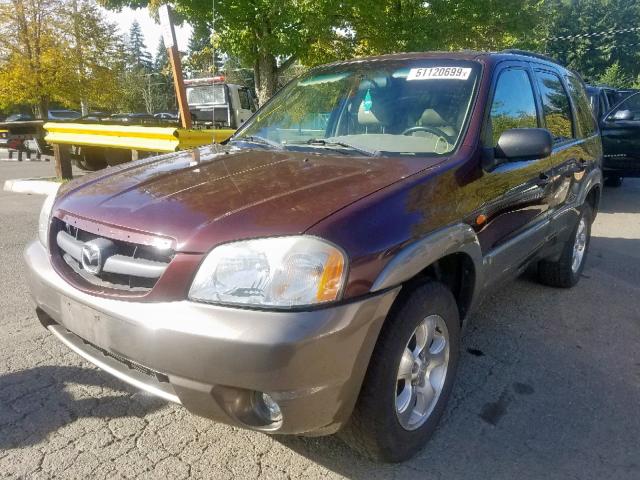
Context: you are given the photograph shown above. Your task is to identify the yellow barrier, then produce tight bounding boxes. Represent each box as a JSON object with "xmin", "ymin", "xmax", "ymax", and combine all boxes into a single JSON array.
[
  {"xmin": 44, "ymin": 122, "xmax": 235, "ymax": 152},
  {"xmin": 178, "ymin": 129, "xmax": 236, "ymax": 150}
]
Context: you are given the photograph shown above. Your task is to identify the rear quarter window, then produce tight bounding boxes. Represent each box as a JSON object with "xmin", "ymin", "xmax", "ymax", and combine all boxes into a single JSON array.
[{"xmin": 566, "ymin": 74, "xmax": 597, "ymax": 137}]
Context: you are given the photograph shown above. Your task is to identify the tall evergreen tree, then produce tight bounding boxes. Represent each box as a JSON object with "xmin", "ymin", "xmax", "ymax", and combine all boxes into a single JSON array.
[
  {"xmin": 127, "ymin": 20, "xmax": 152, "ymax": 71},
  {"xmin": 154, "ymin": 38, "xmax": 169, "ymax": 74}
]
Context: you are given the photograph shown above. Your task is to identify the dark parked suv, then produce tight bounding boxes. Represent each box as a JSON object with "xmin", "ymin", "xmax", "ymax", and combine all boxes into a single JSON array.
[
  {"xmin": 598, "ymin": 91, "xmax": 640, "ymax": 186},
  {"xmin": 26, "ymin": 50, "xmax": 601, "ymax": 462}
]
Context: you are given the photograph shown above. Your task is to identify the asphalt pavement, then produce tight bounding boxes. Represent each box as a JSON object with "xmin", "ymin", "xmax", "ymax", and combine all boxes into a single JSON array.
[{"xmin": 1, "ymin": 160, "xmax": 638, "ymax": 479}]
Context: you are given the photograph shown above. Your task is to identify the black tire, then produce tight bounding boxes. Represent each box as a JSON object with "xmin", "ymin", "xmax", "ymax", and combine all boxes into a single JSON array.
[
  {"xmin": 339, "ymin": 282, "xmax": 460, "ymax": 462},
  {"xmin": 74, "ymin": 146, "xmax": 107, "ymax": 171},
  {"xmin": 537, "ymin": 204, "xmax": 592, "ymax": 288},
  {"xmin": 604, "ymin": 175, "xmax": 623, "ymax": 188}
]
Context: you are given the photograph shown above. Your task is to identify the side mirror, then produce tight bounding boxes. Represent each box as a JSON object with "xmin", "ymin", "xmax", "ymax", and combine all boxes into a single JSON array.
[
  {"xmin": 494, "ymin": 128, "xmax": 553, "ymax": 163},
  {"xmin": 610, "ymin": 109, "xmax": 633, "ymax": 121}
]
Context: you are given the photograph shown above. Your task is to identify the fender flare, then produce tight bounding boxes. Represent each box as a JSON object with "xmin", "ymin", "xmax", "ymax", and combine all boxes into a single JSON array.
[
  {"xmin": 371, "ymin": 224, "xmax": 484, "ymax": 310},
  {"xmin": 576, "ymin": 167, "xmax": 603, "ymax": 210}
]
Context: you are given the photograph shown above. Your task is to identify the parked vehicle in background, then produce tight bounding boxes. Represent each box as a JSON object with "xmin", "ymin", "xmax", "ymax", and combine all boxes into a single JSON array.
[
  {"xmin": 79, "ymin": 112, "xmax": 111, "ymax": 122},
  {"xmin": 26, "ymin": 50, "xmax": 601, "ymax": 462},
  {"xmin": 185, "ymin": 76, "xmax": 257, "ymax": 128},
  {"xmin": 5, "ymin": 113, "xmax": 34, "ymax": 122},
  {"xmin": 48, "ymin": 110, "xmax": 82, "ymax": 121},
  {"xmin": 109, "ymin": 112, "xmax": 156, "ymax": 123},
  {"xmin": 599, "ymin": 91, "xmax": 640, "ymax": 186},
  {"xmin": 586, "ymin": 85, "xmax": 617, "ymax": 120},
  {"xmin": 154, "ymin": 112, "xmax": 179, "ymax": 121}
]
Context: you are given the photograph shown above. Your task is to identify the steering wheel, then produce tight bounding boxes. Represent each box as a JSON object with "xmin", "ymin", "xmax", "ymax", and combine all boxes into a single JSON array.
[{"xmin": 401, "ymin": 126, "xmax": 454, "ymax": 143}]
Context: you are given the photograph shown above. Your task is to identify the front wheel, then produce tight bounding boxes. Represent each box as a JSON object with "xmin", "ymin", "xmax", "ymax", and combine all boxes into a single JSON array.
[
  {"xmin": 339, "ymin": 282, "xmax": 460, "ymax": 462},
  {"xmin": 537, "ymin": 204, "xmax": 592, "ymax": 288}
]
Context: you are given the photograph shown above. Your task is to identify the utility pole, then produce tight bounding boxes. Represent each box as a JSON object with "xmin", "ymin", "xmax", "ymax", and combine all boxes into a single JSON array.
[{"xmin": 159, "ymin": 5, "xmax": 192, "ymax": 129}]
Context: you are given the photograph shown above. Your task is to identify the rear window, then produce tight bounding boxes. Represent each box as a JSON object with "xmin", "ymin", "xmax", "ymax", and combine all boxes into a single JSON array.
[
  {"xmin": 534, "ymin": 71, "xmax": 574, "ymax": 143},
  {"xmin": 187, "ymin": 84, "xmax": 226, "ymax": 105}
]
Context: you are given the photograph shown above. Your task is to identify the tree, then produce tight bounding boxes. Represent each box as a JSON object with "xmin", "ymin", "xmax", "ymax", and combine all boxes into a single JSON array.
[
  {"xmin": 183, "ymin": 25, "xmax": 213, "ymax": 76},
  {"xmin": 0, "ymin": 0, "xmax": 130, "ymax": 116},
  {"xmin": 154, "ymin": 38, "xmax": 169, "ymax": 74},
  {"xmin": 62, "ymin": 0, "xmax": 123, "ymax": 114},
  {"xmin": 541, "ymin": 0, "xmax": 640, "ymax": 85},
  {"xmin": 99, "ymin": 0, "xmax": 349, "ymax": 105},
  {"xmin": 127, "ymin": 20, "xmax": 152, "ymax": 71},
  {"xmin": 598, "ymin": 62, "xmax": 630, "ymax": 88},
  {"xmin": 0, "ymin": 0, "xmax": 70, "ymax": 117},
  {"xmin": 152, "ymin": 38, "xmax": 175, "ymax": 112},
  {"xmin": 348, "ymin": 0, "xmax": 542, "ymax": 56}
]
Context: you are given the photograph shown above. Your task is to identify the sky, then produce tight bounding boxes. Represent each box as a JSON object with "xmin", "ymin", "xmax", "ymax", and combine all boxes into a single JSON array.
[{"xmin": 101, "ymin": 7, "xmax": 193, "ymax": 57}]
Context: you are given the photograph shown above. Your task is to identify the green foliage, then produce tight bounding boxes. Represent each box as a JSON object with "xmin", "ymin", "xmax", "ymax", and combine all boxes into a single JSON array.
[
  {"xmin": 183, "ymin": 25, "xmax": 224, "ymax": 77},
  {"xmin": 0, "ymin": 0, "xmax": 176, "ymax": 116},
  {"xmin": 597, "ymin": 62, "xmax": 630, "ymax": 89},
  {"xmin": 541, "ymin": 0, "xmax": 640, "ymax": 86},
  {"xmin": 349, "ymin": 0, "xmax": 543, "ymax": 55},
  {"xmin": 0, "ymin": 0, "xmax": 128, "ymax": 117}
]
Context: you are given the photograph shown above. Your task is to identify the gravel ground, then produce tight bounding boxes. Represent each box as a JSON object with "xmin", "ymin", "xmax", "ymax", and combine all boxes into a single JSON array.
[{"xmin": 1, "ymin": 160, "xmax": 639, "ymax": 479}]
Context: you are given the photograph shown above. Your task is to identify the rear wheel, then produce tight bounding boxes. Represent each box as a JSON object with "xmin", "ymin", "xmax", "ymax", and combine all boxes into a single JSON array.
[
  {"xmin": 340, "ymin": 282, "xmax": 460, "ymax": 462},
  {"xmin": 537, "ymin": 204, "xmax": 592, "ymax": 288}
]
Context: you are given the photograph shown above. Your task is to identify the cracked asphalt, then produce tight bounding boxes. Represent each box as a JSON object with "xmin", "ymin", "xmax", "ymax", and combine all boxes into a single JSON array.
[{"xmin": 1, "ymin": 160, "xmax": 639, "ymax": 479}]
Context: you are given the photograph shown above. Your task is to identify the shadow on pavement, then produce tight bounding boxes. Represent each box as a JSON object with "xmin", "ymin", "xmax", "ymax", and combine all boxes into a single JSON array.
[
  {"xmin": 0, "ymin": 365, "xmax": 166, "ymax": 450},
  {"xmin": 275, "ymin": 240, "xmax": 640, "ymax": 479},
  {"xmin": 599, "ymin": 178, "xmax": 640, "ymax": 215}
]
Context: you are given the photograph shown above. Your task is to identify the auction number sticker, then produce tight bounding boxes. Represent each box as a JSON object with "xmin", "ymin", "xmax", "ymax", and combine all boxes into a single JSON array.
[{"xmin": 407, "ymin": 67, "xmax": 472, "ymax": 81}]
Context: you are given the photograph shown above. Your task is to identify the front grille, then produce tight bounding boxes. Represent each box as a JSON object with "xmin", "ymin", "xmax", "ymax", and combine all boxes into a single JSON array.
[{"xmin": 51, "ymin": 218, "xmax": 173, "ymax": 294}]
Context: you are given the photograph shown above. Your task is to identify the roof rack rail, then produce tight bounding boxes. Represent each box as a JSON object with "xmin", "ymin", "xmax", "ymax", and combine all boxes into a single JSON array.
[{"xmin": 500, "ymin": 49, "xmax": 561, "ymax": 65}]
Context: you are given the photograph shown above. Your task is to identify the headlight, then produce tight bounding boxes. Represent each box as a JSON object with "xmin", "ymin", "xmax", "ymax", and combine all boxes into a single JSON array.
[
  {"xmin": 189, "ymin": 236, "xmax": 347, "ymax": 308},
  {"xmin": 38, "ymin": 193, "xmax": 57, "ymax": 248}
]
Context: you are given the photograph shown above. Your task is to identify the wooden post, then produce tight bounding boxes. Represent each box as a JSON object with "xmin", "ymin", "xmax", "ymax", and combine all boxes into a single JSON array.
[
  {"xmin": 159, "ymin": 5, "xmax": 192, "ymax": 129},
  {"xmin": 53, "ymin": 144, "xmax": 73, "ymax": 180}
]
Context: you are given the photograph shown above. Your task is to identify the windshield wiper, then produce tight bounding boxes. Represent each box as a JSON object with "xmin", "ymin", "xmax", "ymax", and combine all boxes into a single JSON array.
[
  {"xmin": 234, "ymin": 135, "xmax": 284, "ymax": 150},
  {"xmin": 299, "ymin": 138, "xmax": 378, "ymax": 157}
]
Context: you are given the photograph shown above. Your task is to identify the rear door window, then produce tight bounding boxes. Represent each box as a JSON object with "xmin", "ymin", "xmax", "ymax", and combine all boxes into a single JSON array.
[
  {"xmin": 534, "ymin": 71, "xmax": 574, "ymax": 143},
  {"xmin": 489, "ymin": 68, "xmax": 538, "ymax": 145},
  {"xmin": 566, "ymin": 74, "xmax": 597, "ymax": 137}
]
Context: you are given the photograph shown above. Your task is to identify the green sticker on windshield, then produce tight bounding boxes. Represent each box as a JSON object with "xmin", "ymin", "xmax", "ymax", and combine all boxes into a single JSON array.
[{"xmin": 363, "ymin": 89, "xmax": 373, "ymax": 112}]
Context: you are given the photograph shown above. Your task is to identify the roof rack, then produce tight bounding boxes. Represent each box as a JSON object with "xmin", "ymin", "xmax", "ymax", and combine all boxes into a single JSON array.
[{"xmin": 500, "ymin": 49, "xmax": 561, "ymax": 65}]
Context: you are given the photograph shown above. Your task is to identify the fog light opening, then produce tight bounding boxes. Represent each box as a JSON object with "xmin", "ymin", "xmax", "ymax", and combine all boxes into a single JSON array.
[{"xmin": 254, "ymin": 392, "xmax": 283, "ymax": 424}]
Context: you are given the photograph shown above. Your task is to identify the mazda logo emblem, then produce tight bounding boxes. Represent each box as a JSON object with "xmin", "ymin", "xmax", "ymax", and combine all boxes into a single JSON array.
[{"xmin": 81, "ymin": 243, "xmax": 103, "ymax": 274}]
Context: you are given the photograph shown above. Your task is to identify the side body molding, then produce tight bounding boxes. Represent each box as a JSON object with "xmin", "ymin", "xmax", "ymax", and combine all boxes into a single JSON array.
[{"xmin": 371, "ymin": 223, "xmax": 484, "ymax": 309}]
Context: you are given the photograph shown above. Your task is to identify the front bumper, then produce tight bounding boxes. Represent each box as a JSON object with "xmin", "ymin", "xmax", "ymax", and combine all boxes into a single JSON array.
[{"xmin": 24, "ymin": 240, "xmax": 399, "ymax": 435}]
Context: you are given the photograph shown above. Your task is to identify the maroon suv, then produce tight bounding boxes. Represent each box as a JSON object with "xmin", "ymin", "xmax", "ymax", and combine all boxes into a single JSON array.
[{"xmin": 26, "ymin": 50, "xmax": 602, "ymax": 462}]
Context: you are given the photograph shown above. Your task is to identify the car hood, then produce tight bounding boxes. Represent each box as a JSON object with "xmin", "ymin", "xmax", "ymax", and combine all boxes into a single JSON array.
[{"xmin": 55, "ymin": 145, "xmax": 432, "ymax": 253}]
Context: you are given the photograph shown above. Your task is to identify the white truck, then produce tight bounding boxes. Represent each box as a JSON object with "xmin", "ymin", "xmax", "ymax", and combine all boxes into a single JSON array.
[{"xmin": 186, "ymin": 76, "xmax": 257, "ymax": 128}]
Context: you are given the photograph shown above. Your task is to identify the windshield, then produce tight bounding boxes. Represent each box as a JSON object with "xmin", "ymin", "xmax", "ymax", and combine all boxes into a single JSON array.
[
  {"xmin": 187, "ymin": 84, "xmax": 226, "ymax": 106},
  {"xmin": 233, "ymin": 60, "xmax": 480, "ymax": 156}
]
